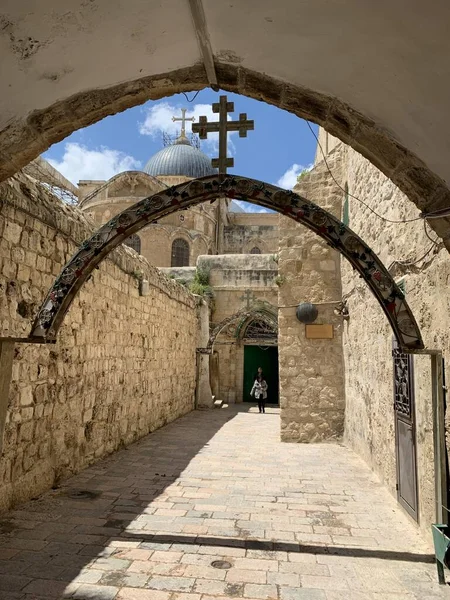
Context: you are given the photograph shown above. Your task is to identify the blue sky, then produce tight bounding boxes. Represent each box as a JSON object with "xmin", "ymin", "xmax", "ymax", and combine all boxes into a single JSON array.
[{"xmin": 44, "ymin": 88, "xmax": 318, "ymax": 211}]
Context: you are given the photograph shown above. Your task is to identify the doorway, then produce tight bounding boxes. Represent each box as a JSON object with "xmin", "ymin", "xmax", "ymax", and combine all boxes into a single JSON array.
[
  {"xmin": 243, "ymin": 345, "xmax": 279, "ymax": 404},
  {"xmin": 393, "ymin": 341, "xmax": 418, "ymax": 521}
]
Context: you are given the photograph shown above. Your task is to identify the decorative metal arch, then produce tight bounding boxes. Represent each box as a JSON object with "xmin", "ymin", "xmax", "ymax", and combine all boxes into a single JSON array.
[
  {"xmin": 207, "ymin": 306, "xmax": 278, "ymax": 352},
  {"xmin": 30, "ymin": 175, "xmax": 424, "ymax": 351}
]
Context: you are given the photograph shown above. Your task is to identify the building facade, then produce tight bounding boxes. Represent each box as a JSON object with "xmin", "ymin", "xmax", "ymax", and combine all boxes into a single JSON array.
[{"xmin": 76, "ymin": 130, "xmax": 281, "ymax": 406}]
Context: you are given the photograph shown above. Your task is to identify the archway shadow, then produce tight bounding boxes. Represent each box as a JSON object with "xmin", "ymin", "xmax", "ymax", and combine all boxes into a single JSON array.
[
  {"xmin": 0, "ymin": 405, "xmax": 437, "ymax": 598},
  {"xmin": 0, "ymin": 407, "xmax": 240, "ymax": 593}
]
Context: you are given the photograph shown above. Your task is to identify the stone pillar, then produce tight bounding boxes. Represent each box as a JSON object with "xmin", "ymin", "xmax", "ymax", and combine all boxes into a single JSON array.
[
  {"xmin": 210, "ymin": 352, "xmax": 220, "ymax": 398},
  {"xmin": 0, "ymin": 340, "xmax": 14, "ymax": 454},
  {"xmin": 278, "ymin": 146, "xmax": 346, "ymax": 442},
  {"xmin": 195, "ymin": 297, "xmax": 213, "ymax": 408}
]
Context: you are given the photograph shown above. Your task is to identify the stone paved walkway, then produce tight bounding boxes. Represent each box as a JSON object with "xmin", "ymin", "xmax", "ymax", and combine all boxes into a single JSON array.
[{"xmin": 0, "ymin": 406, "xmax": 447, "ymax": 599}]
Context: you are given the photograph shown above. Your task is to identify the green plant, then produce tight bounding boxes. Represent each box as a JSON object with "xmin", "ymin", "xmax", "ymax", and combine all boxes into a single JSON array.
[
  {"xmin": 271, "ymin": 253, "xmax": 279, "ymax": 263},
  {"xmin": 189, "ymin": 266, "xmax": 214, "ymax": 299},
  {"xmin": 296, "ymin": 168, "xmax": 310, "ymax": 183},
  {"xmin": 274, "ymin": 274, "xmax": 286, "ymax": 287},
  {"xmin": 195, "ymin": 266, "xmax": 210, "ymax": 286}
]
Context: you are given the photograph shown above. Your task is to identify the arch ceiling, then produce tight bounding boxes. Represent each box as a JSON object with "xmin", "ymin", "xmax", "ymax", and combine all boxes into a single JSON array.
[
  {"xmin": 30, "ymin": 175, "xmax": 423, "ymax": 351},
  {"xmin": 2, "ymin": 2, "xmax": 450, "ymax": 245}
]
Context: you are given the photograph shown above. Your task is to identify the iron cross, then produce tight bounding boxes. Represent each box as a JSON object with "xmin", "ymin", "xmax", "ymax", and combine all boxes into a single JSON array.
[
  {"xmin": 239, "ymin": 289, "xmax": 256, "ymax": 309},
  {"xmin": 192, "ymin": 95, "xmax": 254, "ymax": 174},
  {"xmin": 172, "ymin": 108, "xmax": 195, "ymax": 137}
]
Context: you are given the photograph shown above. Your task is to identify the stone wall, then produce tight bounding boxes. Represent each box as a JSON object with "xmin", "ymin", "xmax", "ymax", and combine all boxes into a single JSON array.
[
  {"xmin": 342, "ymin": 147, "xmax": 448, "ymax": 534},
  {"xmin": 278, "ymin": 146, "xmax": 346, "ymax": 442},
  {"xmin": 0, "ymin": 174, "xmax": 198, "ymax": 512},
  {"xmin": 223, "ymin": 213, "xmax": 279, "ymax": 255},
  {"xmin": 198, "ymin": 254, "xmax": 278, "ymax": 404}
]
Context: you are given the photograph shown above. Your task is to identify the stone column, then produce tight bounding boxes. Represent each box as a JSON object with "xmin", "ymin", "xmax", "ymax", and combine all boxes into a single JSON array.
[
  {"xmin": 0, "ymin": 340, "xmax": 14, "ymax": 454},
  {"xmin": 195, "ymin": 297, "xmax": 213, "ymax": 408},
  {"xmin": 209, "ymin": 352, "xmax": 220, "ymax": 398},
  {"xmin": 278, "ymin": 146, "xmax": 346, "ymax": 442}
]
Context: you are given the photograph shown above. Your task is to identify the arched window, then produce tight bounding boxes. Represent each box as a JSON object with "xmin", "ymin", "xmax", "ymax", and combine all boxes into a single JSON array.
[
  {"xmin": 250, "ymin": 247, "xmax": 261, "ymax": 254},
  {"xmin": 171, "ymin": 238, "xmax": 190, "ymax": 266},
  {"xmin": 124, "ymin": 234, "xmax": 141, "ymax": 254}
]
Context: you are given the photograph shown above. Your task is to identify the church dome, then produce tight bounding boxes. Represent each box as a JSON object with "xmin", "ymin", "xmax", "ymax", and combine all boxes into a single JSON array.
[{"xmin": 143, "ymin": 135, "xmax": 216, "ymax": 178}]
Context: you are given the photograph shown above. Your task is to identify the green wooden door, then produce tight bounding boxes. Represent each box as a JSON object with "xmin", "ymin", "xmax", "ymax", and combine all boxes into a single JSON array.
[{"xmin": 243, "ymin": 345, "xmax": 279, "ymax": 404}]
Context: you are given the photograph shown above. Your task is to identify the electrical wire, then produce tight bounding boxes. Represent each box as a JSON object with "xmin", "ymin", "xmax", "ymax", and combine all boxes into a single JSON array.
[
  {"xmin": 278, "ymin": 300, "xmax": 341, "ymax": 309},
  {"xmin": 423, "ymin": 219, "xmax": 442, "ymax": 245},
  {"xmin": 306, "ymin": 121, "xmax": 423, "ymax": 224},
  {"xmin": 421, "ymin": 206, "xmax": 450, "ymax": 219},
  {"xmin": 386, "ymin": 221, "xmax": 443, "ymax": 272},
  {"xmin": 182, "ymin": 90, "xmax": 200, "ymax": 103}
]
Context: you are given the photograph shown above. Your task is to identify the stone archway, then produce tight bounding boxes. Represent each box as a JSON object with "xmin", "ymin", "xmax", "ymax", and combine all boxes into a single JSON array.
[
  {"xmin": 207, "ymin": 305, "xmax": 278, "ymax": 352},
  {"xmin": 207, "ymin": 306, "xmax": 278, "ymax": 405},
  {"xmin": 30, "ymin": 174, "xmax": 423, "ymax": 350},
  {"xmin": 2, "ymin": 61, "xmax": 450, "ymax": 247}
]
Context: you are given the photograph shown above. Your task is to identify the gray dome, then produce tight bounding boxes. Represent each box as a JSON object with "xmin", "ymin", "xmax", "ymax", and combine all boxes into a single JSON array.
[{"xmin": 143, "ymin": 136, "xmax": 216, "ymax": 178}]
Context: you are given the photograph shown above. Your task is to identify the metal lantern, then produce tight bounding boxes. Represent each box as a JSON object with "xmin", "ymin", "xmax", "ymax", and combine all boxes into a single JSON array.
[{"xmin": 296, "ymin": 302, "xmax": 318, "ymax": 324}]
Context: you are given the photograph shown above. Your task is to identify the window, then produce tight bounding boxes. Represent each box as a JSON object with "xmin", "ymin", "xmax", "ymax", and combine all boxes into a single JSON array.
[
  {"xmin": 124, "ymin": 234, "xmax": 141, "ymax": 254},
  {"xmin": 250, "ymin": 247, "xmax": 261, "ymax": 254},
  {"xmin": 171, "ymin": 238, "xmax": 190, "ymax": 266},
  {"xmin": 343, "ymin": 183, "xmax": 349, "ymax": 226}
]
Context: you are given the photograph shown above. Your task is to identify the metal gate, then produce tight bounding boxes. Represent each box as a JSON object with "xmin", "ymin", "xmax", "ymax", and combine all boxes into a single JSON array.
[{"xmin": 393, "ymin": 342, "xmax": 419, "ymax": 521}]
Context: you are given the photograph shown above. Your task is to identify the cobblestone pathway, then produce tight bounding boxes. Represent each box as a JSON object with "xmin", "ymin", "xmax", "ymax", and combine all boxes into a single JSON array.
[{"xmin": 0, "ymin": 406, "xmax": 447, "ymax": 599}]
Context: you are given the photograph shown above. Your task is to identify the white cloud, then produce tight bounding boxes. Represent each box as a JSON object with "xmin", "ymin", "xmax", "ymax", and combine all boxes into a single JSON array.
[
  {"xmin": 139, "ymin": 101, "xmax": 238, "ymax": 157},
  {"xmin": 232, "ymin": 200, "xmax": 271, "ymax": 214},
  {"xmin": 46, "ymin": 143, "xmax": 141, "ymax": 185},
  {"xmin": 276, "ymin": 163, "xmax": 312, "ymax": 189}
]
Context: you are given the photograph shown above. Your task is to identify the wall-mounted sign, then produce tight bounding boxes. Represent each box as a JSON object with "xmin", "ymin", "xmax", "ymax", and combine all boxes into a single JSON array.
[{"xmin": 305, "ymin": 324, "xmax": 334, "ymax": 339}]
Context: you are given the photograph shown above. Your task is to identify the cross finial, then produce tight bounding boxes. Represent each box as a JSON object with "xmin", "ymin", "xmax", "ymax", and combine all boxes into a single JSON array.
[
  {"xmin": 172, "ymin": 108, "xmax": 195, "ymax": 138},
  {"xmin": 192, "ymin": 95, "xmax": 254, "ymax": 174},
  {"xmin": 239, "ymin": 289, "xmax": 256, "ymax": 309}
]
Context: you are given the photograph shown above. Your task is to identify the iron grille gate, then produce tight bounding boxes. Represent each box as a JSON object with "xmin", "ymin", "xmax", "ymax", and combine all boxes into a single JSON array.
[{"xmin": 393, "ymin": 341, "xmax": 419, "ymax": 521}]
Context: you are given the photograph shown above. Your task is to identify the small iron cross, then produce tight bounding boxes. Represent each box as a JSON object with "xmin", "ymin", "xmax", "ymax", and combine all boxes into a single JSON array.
[
  {"xmin": 192, "ymin": 95, "xmax": 254, "ymax": 174},
  {"xmin": 239, "ymin": 289, "xmax": 256, "ymax": 309},
  {"xmin": 172, "ymin": 108, "xmax": 195, "ymax": 137}
]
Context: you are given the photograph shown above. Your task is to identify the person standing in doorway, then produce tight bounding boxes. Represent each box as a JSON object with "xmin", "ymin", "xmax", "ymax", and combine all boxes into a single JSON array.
[{"xmin": 251, "ymin": 369, "xmax": 268, "ymax": 413}]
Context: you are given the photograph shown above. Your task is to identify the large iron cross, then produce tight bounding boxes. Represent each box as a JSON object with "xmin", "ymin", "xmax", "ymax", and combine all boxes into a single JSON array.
[
  {"xmin": 172, "ymin": 108, "xmax": 195, "ymax": 137},
  {"xmin": 192, "ymin": 95, "xmax": 254, "ymax": 174}
]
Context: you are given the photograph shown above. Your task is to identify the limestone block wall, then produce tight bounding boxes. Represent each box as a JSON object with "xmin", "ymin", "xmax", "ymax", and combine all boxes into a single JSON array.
[
  {"xmin": 198, "ymin": 254, "xmax": 278, "ymax": 404},
  {"xmin": 342, "ymin": 147, "xmax": 449, "ymax": 534},
  {"xmin": 0, "ymin": 174, "xmax": 197, "ymax": 512},
  {"xmin": 223, "ymin": 213, "xmax": 279, "ymax": 254},
  {"xmin": 278, "ymin": 147, "xmax": 346, "ymax": 442}
]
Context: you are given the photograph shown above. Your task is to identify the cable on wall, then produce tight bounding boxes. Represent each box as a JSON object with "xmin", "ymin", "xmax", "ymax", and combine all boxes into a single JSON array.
[{"xmin": 306, "ymin": 121, "xmax": 423, "ymax": 224}]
